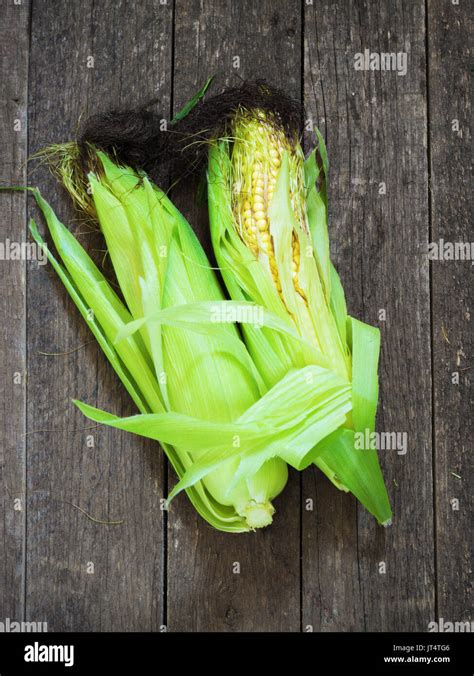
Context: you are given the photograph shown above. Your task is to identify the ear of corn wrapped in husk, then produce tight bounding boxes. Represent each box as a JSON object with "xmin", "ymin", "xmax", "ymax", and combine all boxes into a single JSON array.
[
  {"xmin": 207, "ymin": 109, "xmax": 392, "ymax": 525},
  {"xmin": 29, "ymin": 150, "xmax": 354, "ymax": 531}
]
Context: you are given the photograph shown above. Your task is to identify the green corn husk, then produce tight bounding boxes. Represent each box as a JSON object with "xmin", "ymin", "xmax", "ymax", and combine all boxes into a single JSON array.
[
  {"xmin": 29, "ymin": 149, "xmax": 354, "ymax": 531},
  {"xmin": 207, "ymin": 108, "xmax": 392, "ymax": 525}
]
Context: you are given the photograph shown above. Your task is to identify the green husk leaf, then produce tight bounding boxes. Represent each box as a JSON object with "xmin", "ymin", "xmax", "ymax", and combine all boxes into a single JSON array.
[
  {"xmin": 313, "ymin": 316, "xmax": 391, "ymax": 524},
  {"xmin": 303, "ymin": 149, "xmax": 320, "ymax": 195},
  {"xmin": 75, "ymin": 364, "xmax": 353, "ymax": 501},
  {"xmin": 268, "ymin": 155, "xmax": 347, "ymax": 378},
  {"xmin": 329, "ymin": 262, "xmax": 348, "ymax": 349},
  {"xmin": 171, "ymin": 76, "xmax": 214, "ymax": 124},
  {"xmin": 350, "ymin": 316, "xmax": 380, "ymax": 433},
  {"xmin": 30, "ymin": 190, "xmax": 164, "ymax": 413},
  {"xmin": 115, "ymin": 300, "xmax": 328, "ymax": 367},
  {"xmin": 314, "ymin": 428, "xmax": 392, "ymax": 525},
  {"xmin": 268, "ymin": 153, "xmax": 304, "ymax": 319},
  {"xmin": 306, "ymin": 183, "xmax": 331, "ymax": 297},
  {"xmin": 73, "ymin": 400, "xmax": 271, "ymax": 451},
  {"xmin": 29, "ymin": 219, "xmax": 151, "ymax": 415},
  {"xmin": 89, "ymin": 174, "xmax": 145, "ymax": 320}
]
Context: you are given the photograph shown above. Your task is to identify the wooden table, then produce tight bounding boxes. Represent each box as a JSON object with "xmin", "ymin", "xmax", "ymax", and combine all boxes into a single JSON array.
[{"xmin": 0, "ymin": 0, "xmax": 471, "ymax": 632}]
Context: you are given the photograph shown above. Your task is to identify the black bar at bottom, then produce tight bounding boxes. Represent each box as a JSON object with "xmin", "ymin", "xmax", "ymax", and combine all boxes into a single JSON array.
[{"xmin": 0, "ymin": 631, "xmax": 470, "ymax": 674}]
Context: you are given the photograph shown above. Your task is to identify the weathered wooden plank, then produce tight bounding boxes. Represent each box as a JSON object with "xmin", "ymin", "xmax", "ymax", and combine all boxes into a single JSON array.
[
  {"xmin": 26, "ymin": 0, "xmax": 171, "ymax": 630},
  {"xmin": 427, "ymin": 0, "xmax": 472, "ymax": 626},
  {"xmin": 304, "ymin": 0, "xmax": 434, "ymax": 630},
  {"xmin": 0, "ymin": 0, "xmax": 30, "ymax": 624},
  {"xmin": 168, "ymin": 0, "xmax": 302, "ymax": 631}
]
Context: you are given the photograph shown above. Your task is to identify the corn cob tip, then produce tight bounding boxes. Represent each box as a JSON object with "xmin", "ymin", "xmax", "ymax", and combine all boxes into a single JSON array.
[{"xmin": 240, "ymin": 500, "xmax": 275, "ymax": 529}]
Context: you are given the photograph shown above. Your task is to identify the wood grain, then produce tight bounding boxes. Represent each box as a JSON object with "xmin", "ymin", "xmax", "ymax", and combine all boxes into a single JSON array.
[
  {"xmin": 304, "ymin": 0, "xmax": 434, "ymax": 631},
  {"xmin": 428, "ymin": 0, "xmax": 473, "ymax": 625},
  {"xmin": 168, "ymin": 0, "xmax": 302, "ymax": 631},
  {"xmin": 25, "ymin": 0, "xmax": 171, "ymax": 631},
  {"xmin": 0, "ymin": 0, "xmax": 30, "ymax": 623}
]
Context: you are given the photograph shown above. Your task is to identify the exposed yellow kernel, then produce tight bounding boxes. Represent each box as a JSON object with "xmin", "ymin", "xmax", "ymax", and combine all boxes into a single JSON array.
[{"xmin": 231, "ymin": 109, "xmax": 311, "ymax": 307}]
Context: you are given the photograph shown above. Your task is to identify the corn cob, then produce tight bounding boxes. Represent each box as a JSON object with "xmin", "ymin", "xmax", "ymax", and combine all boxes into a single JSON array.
[
  {"xmin": 207, "ymin": 106, "xmax": 392, "ymax": 525},
  {"xmin": 30, "ymin": 149, "xmax": 289, "ymax": 531}
]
